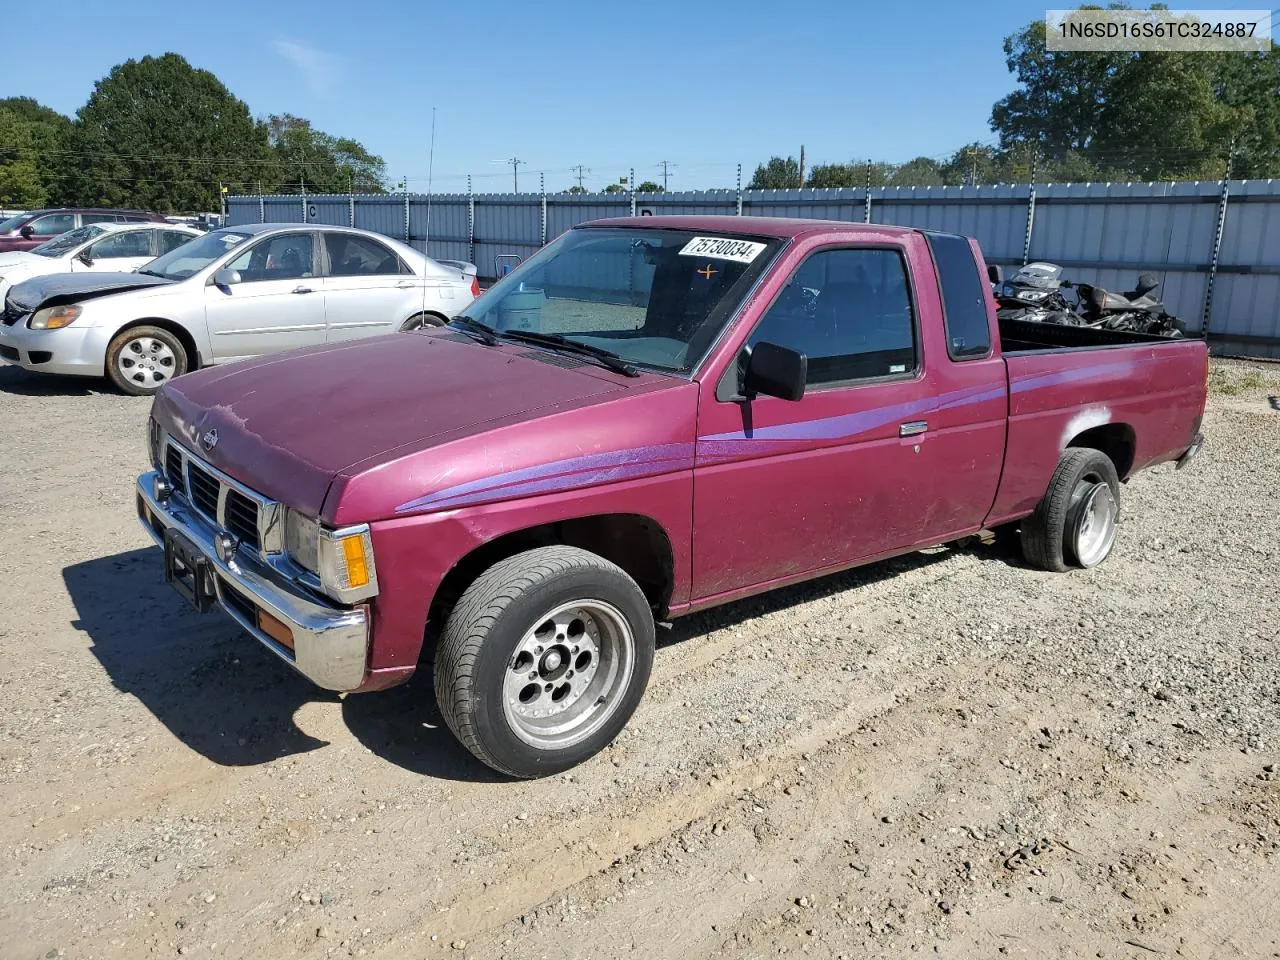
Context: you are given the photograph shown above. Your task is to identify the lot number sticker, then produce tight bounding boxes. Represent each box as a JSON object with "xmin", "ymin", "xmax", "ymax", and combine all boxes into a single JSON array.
[{"xmin": 678, "ymin": 236, "xmax": 767, "ymax": 263}]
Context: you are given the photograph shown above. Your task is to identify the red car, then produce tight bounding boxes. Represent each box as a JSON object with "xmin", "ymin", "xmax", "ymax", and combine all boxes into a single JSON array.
[
  {"xmin": 0, "ymin": 208, "xmax": 166, "ymax": 252},
  {"xmin": 136, "ymin": 216, "xmax": 1208, "ymax": 777}
]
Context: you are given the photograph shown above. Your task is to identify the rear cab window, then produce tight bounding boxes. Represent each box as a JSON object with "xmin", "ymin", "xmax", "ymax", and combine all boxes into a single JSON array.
[{"xmin": 924, "ymin": 232, "xmax": 992, "ymax": 360}]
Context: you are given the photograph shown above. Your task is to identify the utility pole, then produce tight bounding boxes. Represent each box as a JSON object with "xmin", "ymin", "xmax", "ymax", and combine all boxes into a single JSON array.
[
  {"xmin": 799, "ymin": 145, "xmax": 805, "ymax": 187},
  {"xmin": 571, "ymin": 164, "xmax": 589, "ymax": 190},
  {"xmin": 504, "ymin": 157, "xmax": 524, "ymax": 193},
  {"xmin": 657, "ymin": 160, "xmax": 676, "ymax": 191}
]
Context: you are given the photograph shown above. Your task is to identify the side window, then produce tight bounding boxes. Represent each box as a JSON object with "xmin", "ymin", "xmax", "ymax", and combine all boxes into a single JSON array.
[
  {"xmin": 156, "ymin": 230, "xmax": 193, "ymax": 255},
  {"xmin": 81, "ymin": 213, "xmax": 116, "ymax": 226},
  {"xmin": 89, "ymin": 231, "xmax": 154, "ymax": 259},
  {"xmin": 28, "ymin": 213, "xmax": 76, "ymax": 236},
  {"xmin": 925, "ymin": 233, "xmax": 992, "ymax": 360},
  {"xmin": 746, "ymin": 248, "xmax": 917, "ymax": 387},
  {"xmin": 225, "ymin": 233, "xmax": 315, "ymax": 283},
  {"xmin": 324, "ymin": 233, "xmax": 403, "ymax": 276}
]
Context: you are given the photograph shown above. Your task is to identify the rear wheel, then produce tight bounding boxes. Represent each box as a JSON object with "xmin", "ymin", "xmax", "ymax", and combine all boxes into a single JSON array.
[
  {"xmin": 1020, "ymin": 447, "xmax": 1121, "ymax": 572},
  {"xmin": 105, "ymin": 325, "xmax": 188, "ymax": 396},
  {"xmin": 434, "ymin": 546, "xmax": 655, "ymax": 778},
  {"xmin": 400, "ymin": 313, "xmax": 445, "ymax": 332}
]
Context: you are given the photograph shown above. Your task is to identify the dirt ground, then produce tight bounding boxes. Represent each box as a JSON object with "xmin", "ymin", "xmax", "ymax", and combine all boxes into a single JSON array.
[{"xmin": 0, "ymin": 358, "xmax": 1277, "ymax": 960}]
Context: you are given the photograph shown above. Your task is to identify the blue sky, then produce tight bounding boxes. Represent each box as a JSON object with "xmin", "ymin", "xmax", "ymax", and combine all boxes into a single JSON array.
[{"xmin": 3, "ymin": 0, "xmax": 1264, "ymax": 192}]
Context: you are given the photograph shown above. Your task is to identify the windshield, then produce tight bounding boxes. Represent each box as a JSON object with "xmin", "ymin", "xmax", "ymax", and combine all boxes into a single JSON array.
[
  {"xmin": 461, "ymin": 227, "xmax": 781, "ymax": 372},
  {"xmin": 0, "ymin": 214, "xmax": 32, "ymax": 234},
  {"xmin": 139, "ymin": 228, "xmax": 249, "ymax": 280},
  {"xmin": 31, "ymin": 225, "xmax": 107, "ymax": 258}
]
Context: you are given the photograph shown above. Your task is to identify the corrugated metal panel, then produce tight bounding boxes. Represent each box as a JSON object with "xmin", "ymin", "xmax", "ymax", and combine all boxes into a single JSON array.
[{"xmin": 228, "ymin": 180, "xmax": 1280, "ymax": 354}]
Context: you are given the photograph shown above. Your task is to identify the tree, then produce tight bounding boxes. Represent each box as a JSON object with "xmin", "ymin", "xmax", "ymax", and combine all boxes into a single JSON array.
[
  {"xmin": 990, "ymin": 7, "xmax": 1280, "ymax": 180},
  {"xmin": 0, "ymin": 97, "xmax": 72, "ymax": 206},
  {"xmin": 565, "ymin": 185, "xmax": 588, "ymax": 194},
  {"xmin": 747, "ymin": 156, "xmax": 802, "ymax": 189},
  {"xmin": 602, "ymin": 183, "xmax": 626, "ymax": 193},
  {"xmin": 889, "ymin": 157, "xmax": 945, "ymax": 186},
  {"xmin": 265, "ymin": 114, "xmax": 387, "ymax": 193},
  {"xmin": 636, "ymin": 180, "xmax": 663, "ymax": 193},
  {"xmin": 57, "ymin": 53, "xmax": 272, "ymax": 212}
]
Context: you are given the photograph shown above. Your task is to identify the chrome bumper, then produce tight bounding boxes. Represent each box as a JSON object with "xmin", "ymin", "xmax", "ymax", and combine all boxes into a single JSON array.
[
  {"xmin": 1175, "ymin": 432, "xmax": 1204, "ymax": 470},
  {"xmin": 136, "ymin": 469, "xmax": 370, "ymax": 691}
]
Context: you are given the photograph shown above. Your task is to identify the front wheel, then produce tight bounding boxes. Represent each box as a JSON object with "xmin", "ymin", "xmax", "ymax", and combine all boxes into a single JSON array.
[
  {"xmin": 434, "ymin": 546, "xmax": 655, "ymax": 778},
  {"xmin": 105, "ymin": 325, "xmax": 188, "ymax": 395}
]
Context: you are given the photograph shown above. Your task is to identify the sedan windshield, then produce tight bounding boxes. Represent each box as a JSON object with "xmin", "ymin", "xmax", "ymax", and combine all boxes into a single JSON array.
[
  {"xmin": 31, "ymin": 225, "xmax": 107, "ymax": 258},
  {"xmin": 139, "ymin": 228, "xmax": 250, "ymax": 280},
  {"xmin": 0, "ymin": 214, "xmax": 31, "ymax": 234},
  {"xmin": 459, "ymin": 227, "xmax": 781, "ymax": 373}
]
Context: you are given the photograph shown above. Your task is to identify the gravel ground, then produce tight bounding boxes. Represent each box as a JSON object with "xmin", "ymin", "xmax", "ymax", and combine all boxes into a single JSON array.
[{"xmin": 0, "ymin": 357, "xmax": 1277, "ymax": 960}]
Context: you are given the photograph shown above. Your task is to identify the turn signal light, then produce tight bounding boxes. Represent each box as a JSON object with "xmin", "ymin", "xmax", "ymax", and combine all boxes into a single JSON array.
[
  {"xmin": 257, "ymin": 608, "xmax": 295, "ymax": 650},
  {"xmin": 340, "ymin": 534, "xmax": 370, "ymax": 588}
]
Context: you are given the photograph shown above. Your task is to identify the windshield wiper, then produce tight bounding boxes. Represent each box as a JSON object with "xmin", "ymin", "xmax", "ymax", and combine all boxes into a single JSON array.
[
  {"xmin": 136, "ymin": 268, "xmax": 169, "ymax": 278},
  {"xmin": 498, "ymin": 329, "xmax": 639, "ymax": 377},
  {"xmin": 449, "ymin": 314, "xmax": 499, "ymax": 345}
]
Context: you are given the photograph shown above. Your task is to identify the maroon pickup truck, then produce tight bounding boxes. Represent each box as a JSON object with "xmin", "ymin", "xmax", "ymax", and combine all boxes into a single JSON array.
[{"xmin": 135, "ymin": 216, "xmax": 1207, "ymax": 777}]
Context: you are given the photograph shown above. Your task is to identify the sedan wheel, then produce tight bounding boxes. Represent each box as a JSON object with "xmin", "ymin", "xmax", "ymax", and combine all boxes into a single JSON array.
[{"xmin": 105, "ymin": 325, "xmax": 189, "ymax": 396}]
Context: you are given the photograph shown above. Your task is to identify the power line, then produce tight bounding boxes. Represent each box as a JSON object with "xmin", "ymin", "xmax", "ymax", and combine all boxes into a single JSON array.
[
  {"xmin": 657, "ymin": 160, "xmax": 677, "ymax": 191},
  {"xmin": 570, "ymin": 164, "xmax": 589, "ymax": 189}
]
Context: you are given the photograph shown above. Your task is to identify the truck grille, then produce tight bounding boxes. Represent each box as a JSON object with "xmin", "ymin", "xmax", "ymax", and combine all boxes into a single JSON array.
[{"xmin": 163, "ymin": 440, "xmax": 270, "ymax": 556}]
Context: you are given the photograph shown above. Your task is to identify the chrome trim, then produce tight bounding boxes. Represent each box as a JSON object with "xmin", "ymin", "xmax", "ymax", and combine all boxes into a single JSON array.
[
  {"xmin": 137, "ymin": 469, "xmax": 369, "ymax": 691},
  {"xmin": 163, "ymin": 437, "xmax": 284, "ymax": 557},
  {"xmin": 899, "ymin": 420, "xmax": 929, "ymax": 437}
]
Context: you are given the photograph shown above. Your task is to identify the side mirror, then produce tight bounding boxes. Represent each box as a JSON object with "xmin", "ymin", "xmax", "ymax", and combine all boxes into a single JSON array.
[
  {"xmin": 76, "ymin": 250, "xmax": 94, "ymax": 267},
  {"xmin": 212, "ymin": 268, "xmax": 241, "ymax": 287},
  {"xmin": 19, "ymin": 225, "xmax": 34, "ymax": 238},
  {"xmin": 986, "ymin": 263, "xmax": 1003, "ymax": 284},
  {"xmin": 743, "ymin": 341, "xmax": 806, "ymax": 402}
]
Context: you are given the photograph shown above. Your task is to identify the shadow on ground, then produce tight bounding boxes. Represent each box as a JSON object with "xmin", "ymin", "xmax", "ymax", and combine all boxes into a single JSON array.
[
  {"xmin": 0, "ymin": 363, "xmax": 123, "ymax": 397},
  {"xmin": 63, "ymin": 537, "xmax": 1022, "ymax": 779}
]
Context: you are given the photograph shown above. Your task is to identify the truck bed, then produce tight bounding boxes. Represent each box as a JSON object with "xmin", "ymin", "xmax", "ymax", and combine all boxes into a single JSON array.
[{"xmin": 999, "ymin": 316, "xmax": 1199, "ymax": 353}]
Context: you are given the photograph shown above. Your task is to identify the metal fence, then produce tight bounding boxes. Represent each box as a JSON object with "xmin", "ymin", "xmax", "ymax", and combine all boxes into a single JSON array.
[{"xmin": 228, "ymin": 178, "xmax": 1280, "ymax": 358}]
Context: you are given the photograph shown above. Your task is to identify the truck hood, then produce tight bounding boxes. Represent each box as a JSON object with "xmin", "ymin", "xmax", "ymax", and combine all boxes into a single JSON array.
[
  {"xmin": 151, "ymin": 330, "xmax": 642, "ymax": 518},
  {"xmin": 6, "ymin": 271, "xmax": 174, "ymax": 312}
]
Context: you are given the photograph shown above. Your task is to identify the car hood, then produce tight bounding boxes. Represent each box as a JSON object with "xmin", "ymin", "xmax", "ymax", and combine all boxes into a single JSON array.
[
  {"xmin": 150, "ymin": 330, "xmax": 656, "ymax": 519},
  {"xmin": 5, "ymin": 271, "xmax": 174, "ymax": 312},
  {"xmin": 0, "ymin": 251, "xmax": 40, "ymax": 271}
]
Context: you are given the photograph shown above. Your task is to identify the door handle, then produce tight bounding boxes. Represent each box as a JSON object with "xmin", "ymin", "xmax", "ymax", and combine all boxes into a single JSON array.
[
  {"xmin": 292, "ymin": 285, "xmax": 313, "ymax": 294},
  {"xmin": 899, "ymin": 420, "xmax": 928, "ymax": 437},
  {"xmin": 396, "ymin": 281, "xmax": 416, "ymax": 289}
]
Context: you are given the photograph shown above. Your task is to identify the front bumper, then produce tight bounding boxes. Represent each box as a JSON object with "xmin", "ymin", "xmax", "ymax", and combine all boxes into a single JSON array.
[
  {"xmin": 136, "ymin": 469, "xmax": 370, "ymax": 691},
  {"xmin": 0, "ymin": 319, "xmax": 108, "ymax": 376}
]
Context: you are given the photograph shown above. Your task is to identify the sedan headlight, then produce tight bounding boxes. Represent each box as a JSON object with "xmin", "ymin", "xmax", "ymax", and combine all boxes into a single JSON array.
[
  {"xmin": 30, "ymin": 304, "xmax": 83, "ymax": 329},
  {"xmin": 285, "ymin": 509, "xmax": 377, "ymax": 603}
]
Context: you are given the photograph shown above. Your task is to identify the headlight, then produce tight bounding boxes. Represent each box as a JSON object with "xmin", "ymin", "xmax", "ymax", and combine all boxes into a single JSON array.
[
  {"xmin": 30, "ymin": 304, "xmax": 83, "ymax": 329},
  {"xmin": 285, "ymin": 510, "xmax": 377, "ymax": 603}
]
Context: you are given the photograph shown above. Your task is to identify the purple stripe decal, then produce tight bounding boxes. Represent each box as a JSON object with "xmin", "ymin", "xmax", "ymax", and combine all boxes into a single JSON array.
[{"xmin": 394, "ymin": 357, "xmax": 1156, "ymax": 514}]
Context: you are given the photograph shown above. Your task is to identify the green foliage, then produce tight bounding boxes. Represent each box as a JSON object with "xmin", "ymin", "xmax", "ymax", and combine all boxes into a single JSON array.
[
  {"xmin": 565, "ymin": 185, "xmax": 588, "ymax": 194},
  {"xmin": 991, "ymin": 7, "xmax": 1280, "ymax": 180},
  {"xmin": 748, "ymin": 156, "xmax": 802, "ymax": 189},
  {"xmin": 0, "ymin": 97, "xmax": 72, "ymax": 206},
  {"xmin": 636, "ymin": 180, "xmax": 663, "ymax": 192},
  {"xmin": 265, "ymin": 114, "xmax": 387, "ymax": 194},
  {"xmin": 602, "ymin": 183, "xmax": 626, "ymax": 193},
  {"xmin": 57, "ymin": 54, "xmax": 272, "ymax": 212},
  {"xmin": 888, "ymin": 157, "xmax": 945, "ymax": 186}
]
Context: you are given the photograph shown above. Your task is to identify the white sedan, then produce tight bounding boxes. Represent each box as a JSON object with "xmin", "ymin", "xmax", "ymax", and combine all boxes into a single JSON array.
[
  {"xmin": 0, "ymin": 222, "xmax": 201, "ymax": 302},
  {"xmin": 0, "ymin": 224, "xmax": 479, "ymax": 395}
]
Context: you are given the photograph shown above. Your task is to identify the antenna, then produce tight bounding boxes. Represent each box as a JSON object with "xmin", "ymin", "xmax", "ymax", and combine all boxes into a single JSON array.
[{"xmin": 423, "ymin": 105, "xmax": 437, "ymax": 319}]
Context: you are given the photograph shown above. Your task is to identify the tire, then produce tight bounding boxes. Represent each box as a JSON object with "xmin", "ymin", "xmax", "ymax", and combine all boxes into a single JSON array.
[
  {"xmin": 399, "ymin": 313, "xmax": 445, "ymax": 332},
  {"xmin": 434, "ymin": 546, "xmax": 655, "ymax": 778},
  {"xmin": 105, "ymin": 325, "xmax": 188, "ymax": 396},
  {"xmin": 1020, "ymin": 447, "xmax": 1121, "ymax": 572}
]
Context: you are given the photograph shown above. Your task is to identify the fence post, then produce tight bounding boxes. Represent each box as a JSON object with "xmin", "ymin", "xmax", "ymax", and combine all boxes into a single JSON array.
[
  {"xmin": 467, "ymin": 175, "xmax": 475, "ymax": 266},
  {"xmin": 864, "ymin": 161, "xmax": 872, "ymax": 223},
  {"xmin": 348, "ymin": 192, "xmax": 355, "ymax": 227},
  {"xmin": 403, "ymin": 185, "xmax": 410, "ymax": 243},
  {"xmin": 1202, "ymin": 173, "xmax": 1232, "ymax": 335},
  {"xmin": 259, "ymin": 196, "xmax": 265, "ymax": 223},
  {"xmin": 630, "ymin": 168, "xmax": 637, "ymax": 217},
  {"xmin": 1022, "ymin": 152, "xmax": 1039, "ymax": 266},
  {"xmin": 540, "ymin": 172, "xmax": 547, "ymax": 245},
  {"xmin": 736, "ymin": 164, "xmax": 743, "ymax": 216}
]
